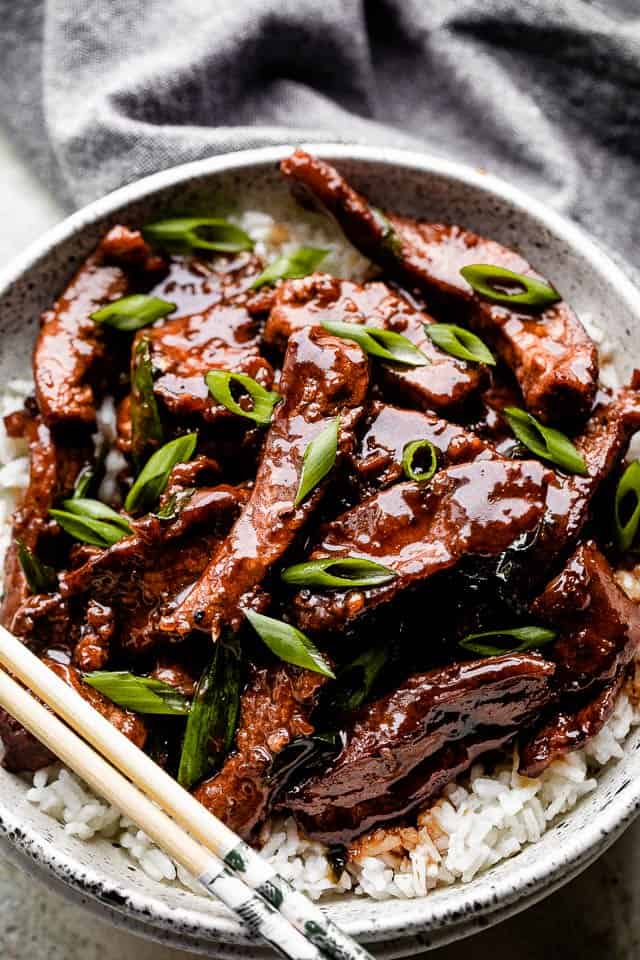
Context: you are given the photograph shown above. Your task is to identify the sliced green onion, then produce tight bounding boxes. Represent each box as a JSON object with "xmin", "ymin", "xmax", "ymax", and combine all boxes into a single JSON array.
[
  {"xmin": 61, "ymin": 498, "xmax": 132, "ymax": 534},
  {"xmin": 130, "ymin": 336, "xmax": 163, "ymax": 467},
  {"xmin": 332, "ymin": 645, "xmax": 388, "ymax": 714},
  {"xmin": 370, "ymin": 207, "xmax": 402, "ymax": 257},
  {"xmin": 459, "ymin": 626, "xmax": 556, "ymax": 656},
  {"xmin": 152, "ymin": 487, "xmax": 195, "ymax": 521},
  {"xmin": 177, "ymin": 633, "xmax": 242, "ymax": 790},
  {"xmin": 16, "ymin": 539, "xmax": 57, "ymax": 594},
  {"xmin": 460, "ymin": 264, "xmax": 561, "ymax": 311},
  {"xmin": 72, "ymin": 465, "xmax": 94, "ymax": 500},
  {"xmin": 503, "ymin": 406, "xmax": 587, "ymax": 476},
  {"xmin": 83, "ymin": 671, "xmax": 190, "ymax": 715},
  {"xmin": 294, "ymin": 416, "xmax": 339, "ymax": 507},
  {"xmin": 402, "ymin": 439, "xmax": 438, "ymax": 483},
  {"xmin": 424, "ymin": 322, "xmax": 496, "ymax": 366},
  {"xmin": 281, "ymin": 556, "xmax": 396, "ymax": 589},
  {"xmin": 143, "ymin": 217, "xmax": 254, "ymax": 254},
  {"xmin": 320, "ymin": 319, "xmax": 429, "ymax": 367},
  {"xmin": 91, "ymin": 295, "xmax": 176, "ymax": 332},
  {"xmin": 614, "ymin": 460, "xmax": 640, "ymax": 552},
  {"xmin": 49, "ymin": 510, "xmax": 129, "ymax": 548},
  {"xmin": 250, "ymin": 247, "xmax": 328, "ymax": 289},
  {"xmin": 245, "ymin": 610, "xmax": 335, "ymax": 678},
  {"xmin": 205, "ymin": 370, "xmax": 281, "ymax": 425},
  {"xmin": 125, "ymin": 433, "xmax": 197, "ymax": 515}
]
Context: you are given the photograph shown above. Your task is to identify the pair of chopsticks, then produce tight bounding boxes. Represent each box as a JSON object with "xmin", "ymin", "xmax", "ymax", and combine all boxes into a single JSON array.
[{"xmin": 0, "ymin": 626, "xmax": 373, "ymax": 960}]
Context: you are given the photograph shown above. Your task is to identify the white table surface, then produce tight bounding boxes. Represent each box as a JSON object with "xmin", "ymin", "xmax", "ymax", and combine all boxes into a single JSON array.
[{"xmin": 0, "ymin": 128, "xmax": 638, "ymax": 960}]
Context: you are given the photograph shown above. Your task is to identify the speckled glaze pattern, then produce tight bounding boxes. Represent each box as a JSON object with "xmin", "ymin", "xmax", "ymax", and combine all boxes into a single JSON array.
[{"xmin": 0, "ymin": 144, "xmax": 639, "ymax": 958}]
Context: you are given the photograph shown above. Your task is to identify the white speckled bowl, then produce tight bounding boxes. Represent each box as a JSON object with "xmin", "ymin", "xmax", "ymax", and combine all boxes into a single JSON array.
[{"xmin": 0, "ymin": 144, "xmax": 639, "ymax": 957}]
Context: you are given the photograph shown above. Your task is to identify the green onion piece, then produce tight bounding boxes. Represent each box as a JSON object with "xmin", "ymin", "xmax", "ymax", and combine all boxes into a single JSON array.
[
  {"xmin": 614, "ymin": 460, "xmax": 640, "ymax": 552},
  {"xmin": 402, "ymin": 439, "xmax": 438, "ymax": 483},
  {"xmin": 83, "ymin": 671, "xmax": 190, "ymax": 715},
  {"xmin": 177, "ymin": 633, "xmax": 242, "ymax": 790},
  {"xmin": 49, "ymin": 510, "xmax": 129, "ymax": 548},
  {"xmin": 245, "ymin": 610, "xmax": 335, "ymax": 678},
  {"xmin": 250, "ymin": 247, "xmax": 329, "ymax": 289},
  {"xmin": 281, "ymin": 556, "xmax": 396, "ymax": 589},
  {"xmin": 294, "ymin": 416, "xmax": 339, "ymax": 507},
  {"xmin": 91, "ymin": 295, "xmax": 176, "ymax": 332},
  {"xmin": 424, "ymin": 322, "xmax": 496, "ymax": 366},
  {"xmin": 370, "ymin": 207, "xmax": 402, "ymax": 257},
  {"xmin": 130, "ymin": 336, "xmax": 164, "ymax": 467},
  {"xmin": 152, "ymin": 487, "xmax": 195, "ymax": 521},
  {"xmin": 61, "ymin": 498, "xmax": 132, "ymax": 534},
  {"xmin": 16, "ymin": 539, "xmax": 57, "ymax": 594},
  {"xmin": 125, "ymin": 433, "xmax": 197, "ymax": 515},
  {"xmin": 503, "ymin": 406, "xmax": 588, "ymax": 476},
  {"xmin": 459, "ymin": 626, "xmax": 556, "ymax": 656},
  {"xmin": 321, "ymin": 319, "xmax": 429, "ymax": 367},
  {"xmin": 72, "ymin": 465, "xmax": 94, "ymax": 500},
  {"xmin": 205, "ymin": 370, "xmax": 281, "ymax": 425},
  {"xmin": 332, "ymin": 645, "xmax": 388, "ymax": 714},
  {"xmin": 460, "ymin": 264, "xmax": 561, "ymax": 311},
  {"xmin": 143, "ymin": 217, "xmax": 254, "ymax": 254}
]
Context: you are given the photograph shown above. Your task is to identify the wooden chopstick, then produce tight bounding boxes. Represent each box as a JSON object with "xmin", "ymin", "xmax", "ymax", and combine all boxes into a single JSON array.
[
  {"xmin": 0, "ymin": 627, "xmax": 372, "ymax": 960},
  {"xmin": 0, "ymin": 667, "xmax": 323, "ymax": 959}
]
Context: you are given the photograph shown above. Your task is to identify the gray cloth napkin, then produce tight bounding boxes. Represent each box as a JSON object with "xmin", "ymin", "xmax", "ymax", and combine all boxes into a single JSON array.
[{"xmin": 0, "ymin": 0, "xmax": 638, "ymax": 266}]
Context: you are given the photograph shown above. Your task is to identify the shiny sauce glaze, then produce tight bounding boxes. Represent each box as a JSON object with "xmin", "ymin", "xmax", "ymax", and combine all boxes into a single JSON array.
[
  {"xmin": 160, "ymin": 325, "xmax": 369, "ymax": 637},
  {"xmin": 284, "ymin": 654, "xmax": 555, "ymax": 843},
  {"xmin": 2, "ymin": 153, "xmax": 640, "ymax": 850},
  {"xmin": 292, "ymin": 458, "xmax": 552, "ymax": 633},
  {"xmin": 266, "ymin": 273, "xmax": 486, "ymax": 411},
  {"xmin": 281, "ymin": 150, "xmax": 598, "ymax": 423}
]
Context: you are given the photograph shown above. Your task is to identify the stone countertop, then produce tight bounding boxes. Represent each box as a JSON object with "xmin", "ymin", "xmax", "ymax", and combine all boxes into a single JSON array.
[{"xmin": 0, "ymin": 130, "xmax": 637, "ymax": 960}]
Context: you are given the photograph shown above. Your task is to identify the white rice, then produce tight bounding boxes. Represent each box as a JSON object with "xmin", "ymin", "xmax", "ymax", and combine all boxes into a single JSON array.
[{"xmin": 1, "ymin": 209, "xmax": 639, "ymax": 902}]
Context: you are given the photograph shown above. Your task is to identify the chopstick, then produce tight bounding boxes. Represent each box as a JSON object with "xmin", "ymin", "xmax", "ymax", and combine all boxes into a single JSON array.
[
  {"xmin": 0, "ymin": 668, "xmax": 321, "ymax": 958},
  {"xmin": 0, "ymin": 627, "xmax": 373, "ymax": 960}
]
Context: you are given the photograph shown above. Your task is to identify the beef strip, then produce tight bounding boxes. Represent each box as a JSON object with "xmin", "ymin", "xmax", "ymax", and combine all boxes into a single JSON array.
[
  {"xmin": 468, "ymin": 382, "xmax": 640, "ymax": 609},
  {"xmin": 515, "ymin": 539, "xmax": 640, "ymax": 776},
  {"xmin": 265, "ymin": 273, "xmax": 485, "ymax": 412},
  {"xmin": 73, "ymin": 600, "xmax": 114, "ymax": 672},
  {"xmin": 147, "ymin": 251, "xmax": 265, "ymax": 319},
  {"xmin": 354, "ymin": 401, "xmax": 495, "ymax": 495},
  {"xmin": 0, "ymin": 658, "xmax": 147, "ymax": 774},
  {"xmin": 34, "ymin": 226, "xmax": 162, "ymax": 428},
  {"xmin": 0, "ymin": 414, "xmax": 90, "ymax": 632},
  {"xmin": 533, "ymin": 541, "xmax": 640, "ymax": 694},
  {"xmin": 58, "ymin": 485, "xmax": 248, "ymax": 656},
  {"xmin": 291, "ymin": 458, "xmax": 553, "ymax": 634},
  {"xmin": 150, "ymin": 654, "xmax": 200, "ymax": 696},
  {"xmin": 193, "ymin": 662, "xmax": 326, "ymax": 840},
  {"xmin": 535, "ymin": 384, "xmax": 640, "ymax": 566},
  {"xmin": 281, "ymin": 150, "xmax": 598, "ymax": 423},
  {"xmin": 159, "ymin": 325, "xmax": 370, "ymax": 638},
  {"xmin": 519, "ymin": 671, "xmax": 626, "ymax": 778},
  {"xmin": 283, "ymin": 653, "xmax": 555, "ymax": 843},
  {"xmin": 139, "ymin": 302, "xmax": 275, "ymax": 422},
  {"xmin": 61, "ymin": 484, "xmax": 247, "ymax": 598}
]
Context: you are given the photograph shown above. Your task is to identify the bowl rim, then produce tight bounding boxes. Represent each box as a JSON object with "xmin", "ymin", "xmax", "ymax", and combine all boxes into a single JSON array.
[{"xmin": 1, "ymin": 142, "xmax": 640, "ymax": 949}]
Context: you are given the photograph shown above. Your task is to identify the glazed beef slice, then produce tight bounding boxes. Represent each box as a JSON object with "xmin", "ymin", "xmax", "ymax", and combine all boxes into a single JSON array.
[
  {"xmin": 281, "ymin": 150, "xmax": 598, "ymax": 423},
  {"xmin": 193, "ymin": 662, "xmax": 327, "ymax": 840},
  {"xmin": 160, "ymin": 325, "xmax": 369, "ymax": 638},
  {"xmin": 266, "ymin": 273, "xmax": 486, "ymax": 412},
  {"xmin": 292, "ymin": 458, "xmax": 553, "ymax": 633},
  {"xmin": 284, "ymin": 654, "xmax": 555, "ymax": 843}
]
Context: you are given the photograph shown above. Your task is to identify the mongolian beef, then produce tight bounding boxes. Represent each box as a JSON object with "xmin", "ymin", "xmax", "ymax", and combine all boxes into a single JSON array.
[{"xmin": 2, "ymin": 151, "xmax": 640, "ymax": 894}]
